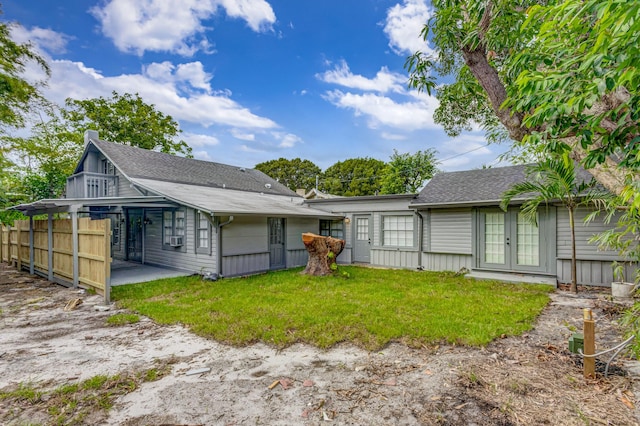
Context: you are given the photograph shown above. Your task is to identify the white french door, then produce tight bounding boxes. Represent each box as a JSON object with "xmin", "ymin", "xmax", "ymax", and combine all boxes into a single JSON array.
[{"xmin": 479, "ymin": 208, "xmax": 544, "ymax": 273}]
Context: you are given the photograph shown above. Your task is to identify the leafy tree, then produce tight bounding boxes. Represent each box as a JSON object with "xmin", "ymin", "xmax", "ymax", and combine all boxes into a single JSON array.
[
  {"xmin": 500, "ymin": 157, "xmax": 600, "ymax": 293},
  {"xmin": 7, "ymin": 117, "xmax": 82, "ymax": 201},
  {"xmin": 63, "ymin": 91, "xmax": 191, "ymax": 156},
  {"xmin": 321, "ymin": 158, "xmax": 387, "ymax": 197},
  {"xmin": 0, "ymin": 10, "xmax": 50, "ymax": 223},
  {"xmin": 0, "ymin": 13, "xmax": 49, "ymax": 133},
  {"xmin": 406, "ymin": 0, "xmax": 638, "ymax": 197},
  {"xmin": 381, "ymin": 149, "xmax": 438, "ymax": 194},
  {"xmin": 254, "ymin": 158, "xmax": 321, "ymax": 192}
]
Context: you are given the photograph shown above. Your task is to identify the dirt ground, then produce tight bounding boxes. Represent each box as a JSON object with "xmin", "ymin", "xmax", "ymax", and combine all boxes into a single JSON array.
[{"xmin": 1, "ymin": 263, "xmax": 639, "ymax": 425}]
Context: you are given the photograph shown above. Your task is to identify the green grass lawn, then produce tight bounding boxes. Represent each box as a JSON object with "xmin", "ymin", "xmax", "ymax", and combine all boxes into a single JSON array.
[{"xmin": 111, "ymin": 266, "xmax": 553, "ymax": 351}]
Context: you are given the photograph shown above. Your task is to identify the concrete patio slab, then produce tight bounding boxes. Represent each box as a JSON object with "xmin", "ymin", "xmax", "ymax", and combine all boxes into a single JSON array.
[{"xmin": 110, "ymin": 261, "xmax": 191, "ymax": 286}]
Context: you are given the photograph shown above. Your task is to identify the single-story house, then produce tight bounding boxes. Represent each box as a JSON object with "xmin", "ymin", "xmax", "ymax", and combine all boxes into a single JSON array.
[
  {"xmin": 411, "ymin": 165, "xmax": 636, "ymax": 286},
  {"xmin": 306, "ymin": 194, "xmax": 420, "ymax": 268},
  {"xmin": 12, "ymin": 131, "xmax": 342, "ymax": 279},
  {"xmin": 311, "ymin": 164, "xmax": 636, "ymax": 287}
]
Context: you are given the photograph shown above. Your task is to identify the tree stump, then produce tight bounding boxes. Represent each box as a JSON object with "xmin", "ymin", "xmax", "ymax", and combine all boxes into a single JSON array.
[{"xmin": 301, "ymin": 233, "xmax": 345, "ymax": 276}]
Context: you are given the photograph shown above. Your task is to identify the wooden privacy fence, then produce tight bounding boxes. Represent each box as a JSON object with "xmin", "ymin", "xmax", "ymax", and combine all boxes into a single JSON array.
[{"xmin": 0, "ymin": 218, "xmax": 111, "ymax": 303}]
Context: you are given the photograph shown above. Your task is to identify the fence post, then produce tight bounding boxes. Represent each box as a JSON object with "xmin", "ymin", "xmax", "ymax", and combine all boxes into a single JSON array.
[
  {"xmin": 16, "ymin": 223, "xmax": 21, "ymax": 271},
  {"xmin": 48, "ymin": 214, "xmax": 54, "ymax": 281},
  {"xmin": 104, "ymin": 218, "xmax": 111, "ymax": 305},
  {"xmin": 29, "ymin": 216, "xmax": 34, "ymax": 275},
  {"xmin": 71, "ymin": 210, "xmax": 79, "ymax": 288}
]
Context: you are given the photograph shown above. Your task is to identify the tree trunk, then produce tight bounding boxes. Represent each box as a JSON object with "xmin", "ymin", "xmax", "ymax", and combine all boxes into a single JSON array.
[
  {"xmin": 460, "ymin": 44, "xmax": 633, "ymax": 197},
  {"xmin": 301, "ymin": 233, "xmax": 345, "ymax": 276},
  {"xmin": 568, "ymin": 206, "xmax": 578, "ymax": 293}
]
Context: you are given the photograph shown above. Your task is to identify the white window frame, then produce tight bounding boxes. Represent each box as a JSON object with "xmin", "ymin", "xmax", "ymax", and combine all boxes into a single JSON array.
[
  {"xmin": 162, "ymin": 208, "xmax": 186, "ymax": 251},
  {"xmin": 195, "ymin": 211, "xmax": 211, "ymax": 255},
  {"xmin": 382, "ymin": 215, "xmax": 415, "ymax": 248}
]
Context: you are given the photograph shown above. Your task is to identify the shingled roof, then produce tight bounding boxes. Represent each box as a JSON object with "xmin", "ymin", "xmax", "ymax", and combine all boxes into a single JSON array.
[
  {"xmin": 412, "ymin": 164, "xmax": 597, "ymax": 207},
  {"xmin": 81, "ymin": 138, "xmax": 298, "ymax": 197}
]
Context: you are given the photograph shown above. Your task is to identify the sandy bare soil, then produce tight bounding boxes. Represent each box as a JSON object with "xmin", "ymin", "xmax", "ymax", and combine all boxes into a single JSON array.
[{"xmin": 1, "ymin": 263, "xmax": 639, "ymax": 425}]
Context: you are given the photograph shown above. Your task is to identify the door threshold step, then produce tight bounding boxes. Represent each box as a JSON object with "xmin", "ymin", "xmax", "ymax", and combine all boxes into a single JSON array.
[{"xmin": 468, "ymin": 270, "xmax": 557, "ymax": 285}]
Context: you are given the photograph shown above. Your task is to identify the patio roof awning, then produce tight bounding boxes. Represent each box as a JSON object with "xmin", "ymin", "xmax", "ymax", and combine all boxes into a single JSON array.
[
  {"xmin": 10, "ymin": 196, "xmax": 178, "ymax": 216},
  {"xmin": 131, "ymin": 178, "xmax": 344, "ymax": 219}
]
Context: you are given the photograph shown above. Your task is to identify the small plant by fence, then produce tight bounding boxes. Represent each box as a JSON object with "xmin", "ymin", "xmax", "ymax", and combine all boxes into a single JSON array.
[{"xmin": 0, "ymin": 217, "xmax": 111, "ymax": 302}]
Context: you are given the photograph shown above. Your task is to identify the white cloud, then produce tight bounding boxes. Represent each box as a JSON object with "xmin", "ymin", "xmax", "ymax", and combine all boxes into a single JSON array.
[
  {"xmin": 92, "ymin": 0, "xmax": 276, "ymax": 56},
  {"xmin": 144, "ymin": 61, "xmax": 213, "ymax": 93},
  {"xmin": 194, "ymin": 150, "xmax": 212, "ymax": 161},
  {"xmin": 10, "ymin": 25, "xmax": 73, "ymax": 54},
  {"xmin": 240, "ymin": 144, "xmax": 262, "ymax": 153},
  {"xmin": 218, "ymin": 0, "xmax": 276, "ymax": 32},
  {"xmin": 381, "ymin": 132, "xmax": 407, "ymax": 141},
  {"xmin": 273, "ymin": 132, "xmax": 302, "ymax": 148},
  {"xmin": 37, "ymin": 58, "xmax": 278, "ymax": 131},
  {"xmin": 231, "ymin": 129, "xmax": 256, "ymax": 141},
  {"xmin": 323, "ymin": 90, "xmax": 439, "ymax": 131},
  {"xmin": 317, "ymin": 61, "xmax": 406, "ymax": 94},
  {"xmin": 184, "ymin": 132, "xmax": 220, "ymax": 147},
  {"xmin": 438, "ymin": 134, "xmax": 493, "ymax": 170},
  {"xmin": 384, "ymin": 0, "xmax": 435, "ymax": 56}
]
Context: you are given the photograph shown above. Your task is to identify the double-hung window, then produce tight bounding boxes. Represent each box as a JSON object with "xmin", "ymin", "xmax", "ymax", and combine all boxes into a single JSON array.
[
  {"xmin": 195, "ymin": 211, "xmax": 211, "ymax": 254},
  {"xmin": 163, "ymin": 208, "xmax": 186, "ymax": 249},
  {"xmin": 383, "ymin": 215, "xmax": 414, "ymax": 247}
]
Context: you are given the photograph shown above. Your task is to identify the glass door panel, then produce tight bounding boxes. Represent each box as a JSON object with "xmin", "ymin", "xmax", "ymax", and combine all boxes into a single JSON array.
[
  {"xmin": 484, "ymin": 212, "xmax": 505, "ymax": 264},
  {"xmin": 516, "ymin": 212, "xmax": 539, "ymax": 266}
]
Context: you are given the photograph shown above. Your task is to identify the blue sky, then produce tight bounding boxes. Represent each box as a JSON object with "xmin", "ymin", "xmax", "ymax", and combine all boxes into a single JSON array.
[{"xmin": 4, "ymin": 0, "xmax": 507, "ymax": 171}]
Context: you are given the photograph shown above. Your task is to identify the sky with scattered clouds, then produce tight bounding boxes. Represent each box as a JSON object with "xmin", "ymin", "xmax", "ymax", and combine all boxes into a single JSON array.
[{"xmin": 4, "ymin": 0, "xmax": 507, "ymax": 172}]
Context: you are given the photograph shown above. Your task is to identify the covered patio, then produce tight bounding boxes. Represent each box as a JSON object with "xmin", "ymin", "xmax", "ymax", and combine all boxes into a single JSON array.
[{"xmin": 110, "ymin": 260, "xmax": 191, "ymax": 286}]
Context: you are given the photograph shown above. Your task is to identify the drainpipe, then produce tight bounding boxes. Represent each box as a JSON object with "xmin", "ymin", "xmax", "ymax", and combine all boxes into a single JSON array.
[
  {"xmin": 415, "ymin": 210, "xmax": 425, "ymax": 270},
  {"xmin": 217, "ymin": 215, "xmax": 234, "ymax": 278}
]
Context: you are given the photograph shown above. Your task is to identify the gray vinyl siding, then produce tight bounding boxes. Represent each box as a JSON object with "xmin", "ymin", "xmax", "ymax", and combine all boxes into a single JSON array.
[
  {"xmin": 220, "ymin": 216, "xmax": 269, "ymax": 276},
  {"xmin": 372, "ymin": 212, "xmax": 381, "ymax": 246},
  {"xmin": 286, "ymin": 217, "xmax": 317, "ymax": 267},
  {"xmin": 143, "ymin": 207, "xmax": 217, "ymax": 274},
  {"xmin": 116, "ymin": 170, "xmax": 143, "ymax": 197},
  {"xmin": 556, "ymin": 207, "xmax": 624, "ymax": 261},
  {"xmin": 337, "ymin": 247, "xmax": 352, "ymax": 264},
  {"xmin": 221, "ymin": 216, "xmax": 268, "ymax": 255},
  {"xmin": 341, "ymin": 214, "xmax": 354, "ymax": 263},
  {"xmin": 371, "ymin": 249, "xmax": 419, "ymax": 269},
  {"xmin": 420, "ymin": 211, "xmax": 430, "ymax": 251},
  {"xmin": 222, "ymin": 253, "xmax": 269, "ymax": 277},
  {"xmin": 429, "ymin": 209, "xmax": 472, "ymax": 254},
  {"xmin": 422, "ymin": 253, "xmax": 472, "ymax": 272},
  {"xmin": 556, "ymin": 206, "xmax": 638, "ymax": 286}
]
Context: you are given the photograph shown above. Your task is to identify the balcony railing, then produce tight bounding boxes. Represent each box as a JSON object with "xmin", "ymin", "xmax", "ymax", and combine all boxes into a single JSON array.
[{"xmin": 66, "ymin": 172, "xmax": 119, "ymax": 199}]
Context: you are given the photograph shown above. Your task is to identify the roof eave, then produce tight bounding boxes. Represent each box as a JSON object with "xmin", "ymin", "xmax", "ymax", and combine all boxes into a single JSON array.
[{"xmin": 410, "ymin": 197, "xmax": 531, "ymax": 209}]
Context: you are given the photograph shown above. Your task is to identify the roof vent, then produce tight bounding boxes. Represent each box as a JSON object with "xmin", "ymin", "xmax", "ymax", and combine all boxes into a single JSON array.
[
  {"xmin": 239, "ymin": 167, "xmax": 245, "ymax": 172},
  {"xmin": 265, "ymin": 183, "xmax": 272, "ymax": 189}
]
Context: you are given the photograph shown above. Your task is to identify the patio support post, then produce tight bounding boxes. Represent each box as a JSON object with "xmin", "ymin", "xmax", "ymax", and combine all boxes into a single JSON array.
[
  {"xmin": 71, "ymin": 207, "xmax": 79, "ymax": 288},
  {"xmin": 48, "ymin": 214, "xmax": 53, "ymax": 281},
  {"xmin": 29, "ymin": 216, "xmax": 34, "ymax": 274}
]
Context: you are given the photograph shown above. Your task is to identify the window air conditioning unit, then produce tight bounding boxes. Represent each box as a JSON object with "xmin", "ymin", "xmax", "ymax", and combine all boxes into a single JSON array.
[{"xmin": 169, "ymin": 236, "xmax": 183, "ymax": 247}]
